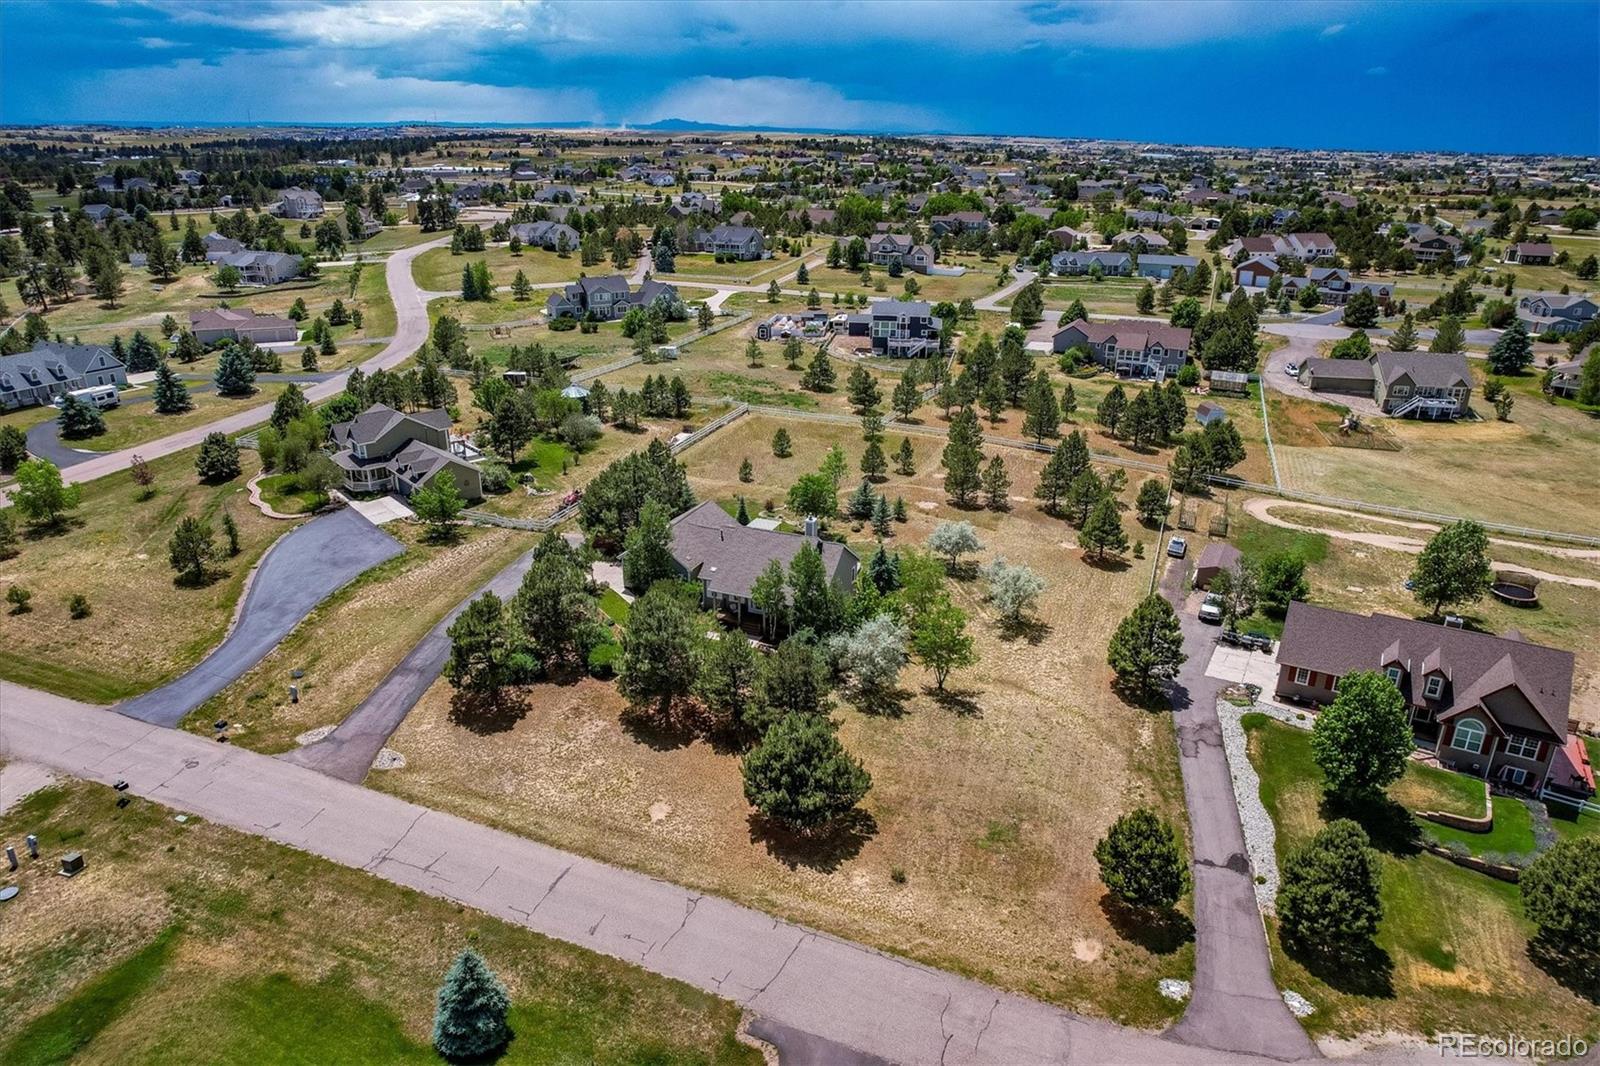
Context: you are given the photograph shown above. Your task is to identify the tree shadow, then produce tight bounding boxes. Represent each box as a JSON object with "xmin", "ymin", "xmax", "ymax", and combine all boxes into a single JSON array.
[
  {"xmin": 747, "ymin": 808, "xmax": 877, "ymax": 873},
  {"xmin": 1081, "ymin": 552, "xmax": 1133, "ymax": 572},
  {"xmin": 852, "ymin": 684, "xmax": 912, "ymax": 718},
  {"xmin": 618, "ymin": 702, "xmax": 703, "ymax": 751},
  {"xmin": 1527, "ymin": 935, "xmax": 1600, "ymax": 1003},
  {"xmin": 173, "ymin": 565, "xmax": 227, "ymax": 590},
  {"xmin": 1113, "ymin": 675, "xmax": 1180, "ymax": 712},
  {"xmin": 448, "ymin": 687, "xmax": 532, "ymax": 736},
  {"xmin": 1318, "ymin": 791, "xmax": 1422, "ymax": 857},
  {"xmin": 22, "ymin": 515, "xmax": 85, "ymax": 541},
  {"xmin": 997, "ymin": 616, "xmax": 1051, "ymax": 645},
  {"xmin": 927, "ymin": 686, "xmax": 982, "ymax": 717},
  {"xmin": 1098, "ymin": 894, "xmax": 1195, "ymax": 955},
  {"xmin": 1286, "ymin": 938, "xmax": 1396, "ymax": 998}
]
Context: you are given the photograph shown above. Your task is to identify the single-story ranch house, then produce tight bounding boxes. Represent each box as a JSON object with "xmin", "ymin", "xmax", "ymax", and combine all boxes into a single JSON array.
[
  {"xmin": 662, "ymin": 501, "xmax": 859, "ymax": 623},
  {"xmin": 1503, "ymin": 242, "xmax": 1555, "ymax": 265},
  {"xmin": 689, "ymin": 224, "xmax": 765, "ymax": 260},
  {"xmin": 1051, "ymin": 319, "xmax": 1192, "ymax": 379},
  {"xmin": 1275, "ymin": 602, "xmax": 1588, "ymax": 798},
  {"xmin": 330, "ymin": 403, "xmax": 483, "ymax": 502},
  {"xmin": 1299, "ymin": 352, "xmax": 1473, "ymax": 418},
  {"xmin": 509, "ymin": 220, "xmax": 580, "ymax": 252},
  {"xmin": 1049, "ymin": 250, "xmax": 1131, "ymax": 277},
  {"xmin": 189, "ymin": 308, "xmax": 299, "ymax": 345},
  {"xmin": 0, "ymin": 342, "xmax": 128, "ymax": 410}
]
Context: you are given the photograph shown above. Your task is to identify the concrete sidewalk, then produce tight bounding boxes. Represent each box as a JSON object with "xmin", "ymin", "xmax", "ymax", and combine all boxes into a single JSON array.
[{"xmin": 0, "ymin": 682, "xmax": 1278, "ymax": 1066}]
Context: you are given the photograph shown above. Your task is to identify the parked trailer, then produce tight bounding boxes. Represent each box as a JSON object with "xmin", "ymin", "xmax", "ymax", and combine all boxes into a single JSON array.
[{"xmin": 54, "ymin": 384, "xmax": 120, "ymax": 410}]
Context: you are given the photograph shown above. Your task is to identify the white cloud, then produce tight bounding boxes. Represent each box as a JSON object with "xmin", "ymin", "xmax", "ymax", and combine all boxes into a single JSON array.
[
  {"xmin": 57, "ymin": 55, "xmax": 601, "ymax": 124},
  {"xmin": 1366, "ymin": 65, "xmax": 1388, "ymax": 75},
  {"xmin": 1321, "ymin": 22, "xmax": 1346, "ymax": 36},
  {"xmin": 634, "ymin": 76, "xmax": 942, "ymax": 131},
  {"xmin": 137, "ymin": 36, "xmax": 179, "ymax": 48}
]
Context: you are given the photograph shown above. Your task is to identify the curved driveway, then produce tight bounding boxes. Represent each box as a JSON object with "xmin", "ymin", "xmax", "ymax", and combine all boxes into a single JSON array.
[
  {"xmin": 5, "ymin": 237, "xmax": 446, "ymax": 496},
  {"xmin": 116, "ymin": 507, "xmax": 403, "ymax": 727}
]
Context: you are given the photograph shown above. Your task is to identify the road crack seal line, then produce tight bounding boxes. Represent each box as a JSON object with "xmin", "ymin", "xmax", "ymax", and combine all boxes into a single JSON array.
[
  {"xmin": 528, "ymin": 863, "xmax": 573, "ymax": 917},
  {"xmin": 588, "ymin": 912, "xmax": 606, "ymax": 937},
  {"xmin": 745, "ymin": 931, "xmax": 813, "ymax": 1006},
  {"xmin": 937, "ymin": 992, "xmax": 954, "ymax": 1066},
  {"xmin": 476, "ymin": 864, "xmax": 500, "ymax": 892},
  {"xmin": 973, "ymin": 997, "xmax": 999, "ymax": 1054},
  {"xmin": 651, "ymin": 894, "xmax": 702, "ymax": 958}
]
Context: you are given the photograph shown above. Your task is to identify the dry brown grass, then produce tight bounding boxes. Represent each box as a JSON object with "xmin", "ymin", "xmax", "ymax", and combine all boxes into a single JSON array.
[
  {"xmin": 192, "ymin": 522, "xmax": 531, "ymax": 752},
  {"xmin": 372, "ymin": 414, "xmax": 1194, "ymax": 1026}
]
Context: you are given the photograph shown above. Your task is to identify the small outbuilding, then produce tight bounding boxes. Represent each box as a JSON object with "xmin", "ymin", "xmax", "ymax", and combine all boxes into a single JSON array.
[
  {"xmin": 1195, "ymin": 401, "xmax": 1227, "ymax": 426},
  {"xmin": 1208, "ymin": 370, "xmax": 1250, "ymax": 395},
  {"xmin": 1192, "ymin": 542, "xmax": 1242, "ymax": 589}
]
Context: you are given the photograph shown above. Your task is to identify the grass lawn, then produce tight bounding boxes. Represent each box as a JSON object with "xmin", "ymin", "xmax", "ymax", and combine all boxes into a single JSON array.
[
  {"xmin": 805, "ymin": 255, "xmax": 1004, "ymax": 305},
  {"xmin": 0, "ymin": 447, "xmax": 289, "ymax": 703},
  {"xmin": 346, "ymin": 223, "xmax": 440, "ymax": 254},
  {"xmin": 0, "ymin": 781, "xmax": 758, "ymax": 1066},
  {"xmin": 597, "ymin": 586, "xmax": 630, "ymax": 626},
  {"xmin": 373, "ymin": 413, "xmax": 1197, "ymax": 1027},
  {"xmin": 659, "ymin": 253, "xmax": 803, "ymax": 283},
  {"xmin": 1243, "ymin": 715, "xmax": 1600, "ymax": 1040},
  {"xmin": 29, "ymin": 271, "xmax": 358, "ymax": 341},
  {"xmin": 1420, "ymin": 797, "xmax": 1538, "ymax": 860},
  {"xmin": 1035, "ymin": 277, "xmax": 1150, "ymax": 316},
  {"xmin": 71, "ymin": 383, "xmax": 288, "ymax": 453},
  {"xmin": 254, "ymin": 472, "xmax": 327, "ymax": 515},
  {"xmin": 1270, "ymin": 366, "xmax": 1600, "ymax": 537},
  {"xmin": 1390, "ymin": 761, "xmax": 1486, "ymax": 819},
  {"xmin": 185, "ymin": 523, "xmax": 531, "ymax": 754},
  {"xmin": 412, "ymin": 245, "xmax": 583, "ymax": 292}
]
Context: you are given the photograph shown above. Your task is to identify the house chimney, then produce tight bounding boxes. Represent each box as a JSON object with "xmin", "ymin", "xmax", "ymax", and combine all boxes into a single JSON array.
[{"xmin": 803, "ymin": 515, "xmax": 819, "ymax": 541}]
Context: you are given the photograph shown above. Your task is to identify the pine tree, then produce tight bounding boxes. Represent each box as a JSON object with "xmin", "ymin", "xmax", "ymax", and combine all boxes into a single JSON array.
[
  {"xmin": 213, "ymin": 344, "xmax": 255, "ymax": 396},
  {"xmin": 801, "ymin": 345, "xmax": 837, "ymax": 391},
  {"xmin": 1097, "ymin": 383, "xmax": 1127, "ymax": 435},
  {"xmin": 1388, "ymin": 312, "xmax": 1419, "ymax": 352},
  {"xmin": 152, "ymin": 361, "xmax": 192, "ymax": 414},
  {"xmin": 1486, "ymin": 317, "xmax": 1533, "ymax": 375},
  {"xmin": 1080, "ymin": 495, "xmax": 1129, "ymax": 560},
  {"xmin": 736, "ymin": 495, "xmax": 751, "ymax": 524},
  {"xmin": 738, "ymin": 457, "xmax": 754, "ymax": 483},
  {"xmin": 1429, "ymin": 314, "xmax": 1465, "ymax": 353},
  {"xmin": 126, "ymin": 331, "xmax": 160, "ymax": 373},
  {"xmin": 871, "ymin": 492, "xmax": 892, "ymax": 538},
  {"xmin": 893, "ymin": 496, "xmax": 908, "ymax": 522},
  {"xmin": 860, "ymin": 439, "xmax": 887, "ymax": 481},
  {"xmin": 895, "ymin": 436, "xmax": 916, "ymax": 475},
  {"xmin": 301, "ymin": 345, "xmax": 319, "ymax": 371},
  {"xmin": 941, "ymin": 406, "xmax": 984, "ymax": 507},
  {"xmin": 1022, "ymin": 369, "xmax": 1060, "ymax": 442},
  {"xmin": 847, "ymin": 478, "xmax": 877, "ymax": 519},
  {"xmin": 982, "ymin": 455, "xmax": 1011, "ymax": 511},
  {"xmin": 772, "ymin": 427, "xmax": 793, "ymax": 457},
  {"xmin": 1061, "ymin": 381, "xmax": 1077, "ymax": 420},
  {"xmin": 432, "ymin": 949, "xmax": 511, "ymax": 1060},
  {"xmin": 57, "ymin": 393, "xmax": 105, "ymax": 439}
]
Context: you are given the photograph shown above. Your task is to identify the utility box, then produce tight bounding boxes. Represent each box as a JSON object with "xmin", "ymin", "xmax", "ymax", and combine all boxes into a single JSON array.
[{"xmin": 59, "ymin": 851, "xmax": 85, "ymax": 877}]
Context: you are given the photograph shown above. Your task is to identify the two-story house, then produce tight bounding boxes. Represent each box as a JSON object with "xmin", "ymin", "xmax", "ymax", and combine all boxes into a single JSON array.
[
  {"xmin": 928, "ymin": 212, "xmax": 989, "ymax": 237},
  {"xmin": 1504, "ymin": 242, "xmax": 1555, "ymax": 265},
  {"xmin": 330, "ymin": 403, "xmax": 482, "ymax": 502},
  {"xmin": 866, "ymin": 233, "xmax": 936, "ymax": 274},
  {"xmin": 1051, "ymin": 319, "xmax": 1192, "ymax": 379},
  {"xmin": 1282, "ymin": 232, "xmax": 1337, "ymax": 262},
  {"xmin": 545, "ymin": 275, "xmax": 681, "ymax": 322},
  {"xmin": 0, "ymin": 342, "xmax": 128, "ymax": 411},
  {"xmin": 1298, "ymin": 352, "xmax": 1473, "ymax": 418},
  {"xmin": 843, "ymin": 299, "xmax": 942, "ymax": 358},
  {"xmin": 1275, "ymin": 602, "xmax": 1584, "ymax": 795},
  {"xmin": 509, "ymin": 220, "xmax": 581, "ymax": 252},
  {"xmin": 274, "ymin": 187, "xmax": 325, "ymax": 219},
  {"xmin": 1517, "ymin": 292, "xmax": 1597, "ymax": 335},
  {"xmin": 1111, "ymin": 230, "xmax": 1170, "ymax": 253},
  {"xmin": 214, "ymin": 250, "xmax": 304, "ymax": 286},
  {"xmin": 1403, "ymin": 228, "xmax": 1463, "ymax": 265}
]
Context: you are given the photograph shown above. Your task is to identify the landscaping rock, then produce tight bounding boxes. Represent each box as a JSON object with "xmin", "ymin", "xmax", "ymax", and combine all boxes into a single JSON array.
[
  {"xmin": 1158, "ymin": 978, "xmax": 1191, "ymax": 1002},
  {"xmin": 371, "ymin": 748, "xmax": 407, "ymax": 771},
  {"xmin": 1281, "ymin": 989, "xmax": 1315, "ymax": 1017}
]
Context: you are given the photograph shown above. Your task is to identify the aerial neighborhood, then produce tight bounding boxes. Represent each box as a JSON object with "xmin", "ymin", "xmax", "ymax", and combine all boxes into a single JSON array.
[{"xmin": 0, "ymin": 11, "xmax": 1597, "ymax": 1063}]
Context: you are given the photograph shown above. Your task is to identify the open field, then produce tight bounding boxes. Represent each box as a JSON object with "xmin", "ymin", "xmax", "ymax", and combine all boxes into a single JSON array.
[
  {"xmin": 442, "ymin": 312, "xmax": 701, "ymax": 367},
  {"xmin": 1244, "ymin": 715, "xmax": 1600, "ymax": 1041},
  {"xmin": 1230, "ymin": 511, "xmax": 1600, "ymax": 727},
  {"xmin": 0, "ymin": 447, "xmax": 288, "ymax": 703},
  {"xmin": 658, "ymin": 252, "xmax": 805, "ymax": 283},
  {"xmin": 805, "ymin": 254, "xmax": 1004, "ymax": 305},
  {"xmin": 412, "ymin": 245, "xmax": 584, "ymax": 292},
  {"xmin": 1269, "ymin": 367, "xmax": 1600, "ymax": 536},
  {"xmin": 0, "ymin": 779, "xmax": 758, "ymax": 1066},
  {"xmin": 186, "ymin": 522, "xmax": 531, "ymax": 752},
  {"xmin": 373, "ymin": 413, "xmax": 1196, "ymax": 1027}
]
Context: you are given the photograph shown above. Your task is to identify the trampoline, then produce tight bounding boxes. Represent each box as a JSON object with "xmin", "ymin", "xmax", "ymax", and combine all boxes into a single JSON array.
[{"xmin": 1490, "ymin": 570, "xmax": 1540, "ymax": 607}]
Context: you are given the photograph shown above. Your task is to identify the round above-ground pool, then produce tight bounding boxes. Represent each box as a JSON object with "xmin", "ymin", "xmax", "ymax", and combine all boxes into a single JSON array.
[{"xmin": 1490, "ymin": 570, "xmax": 1540, "ymax": 607}]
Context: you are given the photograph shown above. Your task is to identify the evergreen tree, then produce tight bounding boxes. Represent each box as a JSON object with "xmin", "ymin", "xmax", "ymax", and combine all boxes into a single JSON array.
[
  {"xmin": 1095, "ymin": 808, "xmax": 1189, "ymax": 910},
  {"xmin": 152, "ymin": 361, "xmax": 192, "ymax": 413},
  {"xmin": 621, "ymin": 500, "xmax": 676, "ymax": 590},
  {"xmin": 1429, "ymin": 314, "xmax": 1465, "ymax": 353},
  {"xmin": 1022, "ymin": 369, "xmax": 1060, "ymax": 442},
  {"xmin": 1106, "ymin": 593, "xmax": 1186, "ymax": 696},
  {"xmin": 941, "ymin": 406, "xmax": 984, "ymax": 507},
  {"xmin": 213, "ymin": 344, "xmax": 256, "ymax": 396},
  {"xmin": 1079, "ymin": 495, "xmax": 1129, "ymax": 560},
  {"xmin": 801, "ymin": 345, "xmax": 837, "ymax": 391},
  {"xmin": 895, "ymin": 436, "xmax": 916, "ymax": 476},
  {"xmin": 860, "ymin": 439, "xmax": 887, "ymax": 481},
  {"xmin": 742, "ymin": 713, "xmax": 870, "ymax": 829},
  {"xmin": 1097, "ymin": 383, "xmax": 1127, "ymax": 435},
  {"xmin": 270, "ymin": 382, "xmax": 309, "ymax": 432},
  {"xmin": 1486, "ymin": 317, "xmax": 1533, "ymax": 375},
  {"xmin": 1135, "ymin": 478, "xmax": 1170, "ymax": 525},
  {"xmin": 617, "ymin": 582, "xmax": 701, "ymax": 718},
  {"xmin": 772, "ymin": 427, "xmax": 793, "ymax": 457},
  {"xmin": 432, "ymin": 949, "xmax": 512, "ymax": 1060},
  {"xmin": 982, "ymin": 455, "xmax": 1011, "ymax": 511},
  {"xmin": 871, "ymin": 492, "xmax": 892, "ymax": 538},
  {"xmin": 846, "ymin": 364, "xmax": 882, "ymax": 412},
  {"xmin": 57, "ymin": 393, "xmax": 106, "ymax": 439},
  {"xmin": 125, "ymin": 331, "xmax": 160, "ymax": 372},
  {"xmin": 1061, "ymin": 381, "xmax": 1078, "ymax": 420},
  {"xmin": 1277, "ymin": 820, "xmax": 1383, "ymax": 960}
]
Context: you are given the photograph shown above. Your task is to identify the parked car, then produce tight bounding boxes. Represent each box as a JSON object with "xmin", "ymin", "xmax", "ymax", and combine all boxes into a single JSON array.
[
  {"xmin": 1167, "ymin": 536, "xmax": 1188, "ymax": 558},
  {"xmin": 1284, "ymin": 362, "xmax": 1299, "ymax": 376},
  {"xmin": 1199, "ymin": 593, "xmax": 1224, "ymax": 624}
]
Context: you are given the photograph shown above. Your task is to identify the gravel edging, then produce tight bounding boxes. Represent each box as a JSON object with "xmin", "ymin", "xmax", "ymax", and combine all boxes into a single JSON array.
[{"xmin": 1216, "ymin": 699, "xmax": 1313, "ymax": 913}]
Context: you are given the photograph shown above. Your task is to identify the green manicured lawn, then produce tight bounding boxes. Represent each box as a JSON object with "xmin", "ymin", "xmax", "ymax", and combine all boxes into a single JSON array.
[
  {"xmin": 660, "ymin": 253, "xmax": 799, "ymax": 281},
  {"xmin": 597, "ymin": 587, "xmax": 630, "ymax": 626},
  {"xmin": 1421, "ymin": 796, "xmax": 1537, "ymax": 859},
  {"xmin": 1389, "ymin": 760, "xmax": 1487, "ymax": 819},
  {"xmin": 512, "ymin": 437, "xmax": 576, "ymax": 487},
  {"xmin": 255, "ymin": 472, "xmax": 327, "ymax": 515},
  {"xmin": 1232, "ymin": 519, "xmax": 1329, "ymax": 565},
  {"xmin": 1242, "ymin": 715, "xmax": 1599, "ymax": 1039},
  {"xmin": 1546, "ymin": 802, "xmax": 1600, "ymax": 841},
  {"xmin": 0, "ymin": 781, "xmax": 760, "ymax": 1066},
  {"xmin": 73, "ymin": 384, "xmax": 288, "ymax": 453}
]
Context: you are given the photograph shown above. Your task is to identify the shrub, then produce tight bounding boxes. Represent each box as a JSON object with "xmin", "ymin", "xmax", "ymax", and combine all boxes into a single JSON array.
[{"xmin": 67, "ymin": 592, "xmax": 92, "ymax": 619}]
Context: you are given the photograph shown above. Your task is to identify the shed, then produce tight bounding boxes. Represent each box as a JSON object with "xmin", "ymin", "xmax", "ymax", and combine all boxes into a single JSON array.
[
  {"xmin": 1209, "ymin": 370, "xmax": 1250, "ymax": 395},
  {"xmin": 1192, "ymin": 542, "xmax": 1242, "ymax": 589},
  {"xmin": 1195, "ymin": 401, "xmax": 1227, "ymax": 426}
]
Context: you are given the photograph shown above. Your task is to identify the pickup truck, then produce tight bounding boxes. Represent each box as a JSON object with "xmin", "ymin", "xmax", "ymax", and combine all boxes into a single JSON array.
[{"xmin": 1199, "ymin": 593, "xmax": 1224, "ymax": 624}]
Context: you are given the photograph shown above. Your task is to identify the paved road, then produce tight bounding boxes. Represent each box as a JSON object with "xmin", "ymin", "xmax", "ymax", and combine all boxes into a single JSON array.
[
  {"xmin": 2, "ymin": 237, "xmax": 446, "ymax": 498},
  {"xmin": 115, "ymin": 508, "xmax": 404, "ymax": 727},
  {"xmin": 0, "ymin": 683, "xmax": 1287, "ymax": 1066},
  {"xmin": 974, "ymin": 268, "xmax": 1036, "ymax": 312},
  {"xmin": 279, "ymin": 547, "xmax": 539, "ymax": 781},
  {"xmin": 1159, "ymin": 558, "xmax": 1320, "ymax": 1061}
]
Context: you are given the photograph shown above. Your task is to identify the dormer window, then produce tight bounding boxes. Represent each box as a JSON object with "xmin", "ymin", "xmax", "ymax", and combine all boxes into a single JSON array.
[
  {"xmin": 1386, "ymin": 666, "xmax": 1403, "ymax": 686},
  {"xmin": 1424, "ymin": 675, "xmax": 1444, "ymax": 699}
]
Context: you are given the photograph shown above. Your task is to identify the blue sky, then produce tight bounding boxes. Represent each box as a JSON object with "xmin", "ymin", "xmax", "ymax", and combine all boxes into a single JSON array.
[{"xmin": 3, "ymin": 1, "xmax": 1596, "ymax": 155}]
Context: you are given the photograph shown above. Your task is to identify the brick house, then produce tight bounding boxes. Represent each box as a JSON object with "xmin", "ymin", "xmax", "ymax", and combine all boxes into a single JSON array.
[{"xmin": 1274, "ymin": 602, "xmax": 1582, "ymax": 793}]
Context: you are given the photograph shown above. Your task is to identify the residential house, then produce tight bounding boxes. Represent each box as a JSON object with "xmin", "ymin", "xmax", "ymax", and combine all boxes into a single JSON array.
[
  {"xmin": 1275, "ymin": 602, "xmax": 1582, "ymax": 793},
  {"xmin": 214, "ymin": 250, "xmax": 304, "ymax": 286},
  {"xmin": 1049, "ymin": 250, "xmax": 1131, "ymax": 277},
  {"xmin": 1283, "ymin": 233, "xmax": 1337, "ymax": 261},
  {"xmin": 1298, "ymin": 352, "xmax": 1473, "ymax": 418},
  {"xmin": 866, "ymin": 233, "xmax": 936, "ymax": 274},
  {"xmin": 929, "ymin": 211, "xmax": 989, "ymax": 237},
  {"xmin": 1282, "ymin": 268, "xmax": 1394, "ymax": 307},
  {"xmin": 533, "ymin": 184, "xmax": 578, "ymax": 203},
  {"xmin": 1126, "ymin": 209, "xmax": 1178, "ymax": 228},
  {"xmin": 1111, "ymin": 230, "xmax": 1170, "ymax": 253},
  {"xmin": 1403, "ymin": 228, "xmax": 1463, "ymax": 265},
  {"xmin": 81, "ymin": 203, "xmax": 129, "ymax": 228},
  {"xmin": 1548, "ymin": 352, "xmax": 1592, "ymax": 398},
  {"xmin": 545, "ymin": 275, "xmax": 681, "ymax": 322},
  {"xmin": 1051, "ymin": 319, "xmax": 1192, "ymax": 379},
  {"xmin": 274, "ymin": 187, "xmax": 325, "ymax": 219},
  {"xmin": 330, "ymin": 403, "xmax": 483, "ymax": 502},
  {"xmin": 1134, "ymin": 254, "xmax": 1199, "ymax": 280},
  {"xmin": 663, "ymin": 501, "xmax": 859, "ymax": 623},
  {"xmin": 188, "ymin": 308, "xmax": 300, "ymax": 345},
  {"xmin": 842, "ymin": 300, "xmax": 942, "ymax": 358},
  {"xmin": 509, "ymin": 220, "xmax": 580, "ymax": 252},
  {"xmin": 1048, "ymin": 225, "xmax": 1087, "ymax": 249},
  {"xmin": 1235, "ymin": 255, "xmax": 1281, "ymax": 289},
  {"xmin": 690, "ymin": 224, "xmax": 765, "ymax": 260},
  {"xmin": 0, "ymin": 342, "xmax": 128, "ymax": 411},
  {"xmin": 1517, "ymin": 292, "xmax": 1596, "ymax": 335},
  {"xmin": 1504, "ymin": 242, "xmax": 1555, "ymax": 265},
  {"xmin": 202, "ymin": 232, "xmax": 246, "ymax": 261}
]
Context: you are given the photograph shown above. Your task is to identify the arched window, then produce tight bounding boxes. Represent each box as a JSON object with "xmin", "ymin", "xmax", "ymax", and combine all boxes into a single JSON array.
[{"xmin": 1452, "ymin": 718, "xmax": 1486, "ymax": 755}]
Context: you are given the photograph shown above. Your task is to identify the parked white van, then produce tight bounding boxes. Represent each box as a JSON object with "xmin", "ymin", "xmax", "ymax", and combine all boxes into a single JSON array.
[{"xmin": 54, "ymin": 384, "xmax": 120, "ymax": 410}]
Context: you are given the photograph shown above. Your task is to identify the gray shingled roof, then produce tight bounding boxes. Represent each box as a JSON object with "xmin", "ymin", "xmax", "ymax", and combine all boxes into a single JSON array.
[
  {"xmin": 1374, "ymin": 352, "xmax": 1472, "ymax": 389},
  {"xmin": 667, "ymin": 501, "xmax": 857, "ymax": 602}
]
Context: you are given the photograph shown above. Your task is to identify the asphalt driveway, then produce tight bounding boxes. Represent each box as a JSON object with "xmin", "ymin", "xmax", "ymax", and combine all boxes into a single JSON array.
[{"xmin": 116, "ymin": 507, "xmax": 404, "ymax": 727}]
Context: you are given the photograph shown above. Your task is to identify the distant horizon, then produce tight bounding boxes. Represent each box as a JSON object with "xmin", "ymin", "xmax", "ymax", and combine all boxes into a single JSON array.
[
  {"xmin": 9, "ymin": 118, "xmax": 1598, "ymax": 162},
  {"xmin": 4, "ymin": 0, "xmax": 1596, "ymax": 157}
]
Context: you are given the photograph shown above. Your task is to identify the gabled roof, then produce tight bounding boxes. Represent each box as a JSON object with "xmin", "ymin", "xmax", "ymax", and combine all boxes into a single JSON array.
[
  {"xmin": 1374, "ymin": 352, "xmax": 1472, "ymax": 390},
  {"xmin": 332, "ymin": 402, "xmax": 450, "ymax": 449},
  {"xmin": 1053, "ymin": 317, "xmax": 1192, "ymax": 351},
  {"xmin": 667, "ymin": 501, "xmax": 857, "ymax": 602}
]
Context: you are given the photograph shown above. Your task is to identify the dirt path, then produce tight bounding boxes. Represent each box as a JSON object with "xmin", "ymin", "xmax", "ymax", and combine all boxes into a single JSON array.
[{"xmin": 1244, "ymin": 498, "xmax": 1600, "ymax": 590}]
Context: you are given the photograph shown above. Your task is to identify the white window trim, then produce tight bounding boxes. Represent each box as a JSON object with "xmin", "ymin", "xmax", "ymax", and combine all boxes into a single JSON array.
[
  {"xmin": 1424, "ymin": 676, "xmax": 1444, "ymax": 699},
  {"xmin": 1386, "ymin": 666, "xmax": 1403, "ymax": 685},
  {"xmin": 1504, "ymin": 734, "xmax": 1540, "ymax": 760},
  {"xmin": 1501, "ymin": 766, "xmax": 1528, "ymax": 786},
  {"xmin": 1294, "ymin": 667, "xmax": 1310, "ymax": 685},
  {"xmin": 1452, "ymin": 717, "xmax": 1486, "ymax": 755}
]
